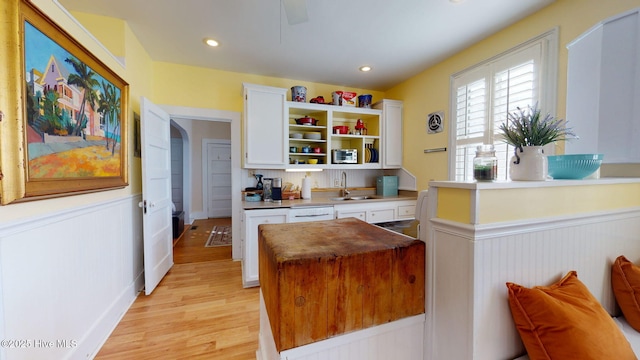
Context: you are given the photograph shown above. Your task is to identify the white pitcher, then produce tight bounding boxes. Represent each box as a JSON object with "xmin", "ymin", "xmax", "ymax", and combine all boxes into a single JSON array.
[{"xmin": 509, "ymin": 146, "xmax": 548, "ymax": 181}]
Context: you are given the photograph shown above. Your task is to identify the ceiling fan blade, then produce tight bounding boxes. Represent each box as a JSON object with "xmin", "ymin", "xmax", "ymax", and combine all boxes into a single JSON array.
[{"xmin": 282, "ymin": 0, "xmax": 308, "ymax": 25}]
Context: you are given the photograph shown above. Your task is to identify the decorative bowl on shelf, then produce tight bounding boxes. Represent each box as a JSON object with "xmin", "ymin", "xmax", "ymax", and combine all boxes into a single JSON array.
[
  {"xmin": 307, "ymin": 159, "xmax": 318, "ymax": 164},
  {"xmin": 547, "ymin": 154, "xmax": 604, "ymax": 179},
  {"xmin": 290, "ymin": 132, "xmax": 303, "ymax": 139},
  {"xmin": 303, "ymin": 132, "xmax": 322, "ymax": 140}
]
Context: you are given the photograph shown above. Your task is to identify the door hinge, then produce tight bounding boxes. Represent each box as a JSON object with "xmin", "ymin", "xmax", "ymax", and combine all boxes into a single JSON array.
[
  {"xmin": 0, "ymin": 170, "xmax": 3, "ymax": 180},
  {"xmin": 0, "ymin": 110, "xmax": 4, "ymax": 122}
]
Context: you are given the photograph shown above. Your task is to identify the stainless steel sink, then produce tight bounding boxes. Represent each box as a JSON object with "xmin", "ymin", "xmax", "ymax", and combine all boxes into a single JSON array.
[{"xmin": 329, "ymin": 196, "xmax": 378, "ymax": 201}]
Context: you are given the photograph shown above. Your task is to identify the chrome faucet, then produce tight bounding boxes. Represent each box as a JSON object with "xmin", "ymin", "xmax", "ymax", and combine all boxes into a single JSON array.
[{"xmin": 341, "ymin": 171, "xmax": 350, "ymax": 197}]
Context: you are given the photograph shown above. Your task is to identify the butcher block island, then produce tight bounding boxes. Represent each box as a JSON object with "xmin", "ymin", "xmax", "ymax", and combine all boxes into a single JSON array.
[{"xmin": 257, "ymin": 218, "xmax": 426, "ymax": 360}]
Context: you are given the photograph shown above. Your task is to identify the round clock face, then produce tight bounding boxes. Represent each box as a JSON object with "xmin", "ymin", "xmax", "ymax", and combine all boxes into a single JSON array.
[{"xmin": 428, "ymin": 112, "xmax": 443, "ymax": 133}]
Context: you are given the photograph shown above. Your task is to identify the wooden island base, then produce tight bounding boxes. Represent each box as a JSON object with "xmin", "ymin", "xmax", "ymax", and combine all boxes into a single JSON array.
[{"xmin": 257, "ymin": 218, "xmax": 425, "ymax": 359}]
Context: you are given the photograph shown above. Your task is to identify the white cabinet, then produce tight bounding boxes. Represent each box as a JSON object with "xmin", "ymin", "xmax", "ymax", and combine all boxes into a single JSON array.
[
  {"xmin": 243, "ymin": 83, "xmax": 288, "ymax": 168},
  {"xmin": 242, "ymin": 208, "xmax": 287, "ymax": 287},
  {"xmin": 397, "ymin": 204, "xmax": 416, "ymax": 219},
  {"xmin": 335, "ymin": 207, "xmax": 366, "ymax": 221},
  {"xmin": 243, "ymin": 83, "xmax": 396, "ymax": 169},
  {"xmin": 374, "ymin": 100, "xmax": 403, "ymax": 169},
  {"xmin": 334, "ymin": 199, "xmax": 416, "ymax": 224},
  {"xmin": 566, "ymin": 9, "xmax": 640, "ymax": 163}
]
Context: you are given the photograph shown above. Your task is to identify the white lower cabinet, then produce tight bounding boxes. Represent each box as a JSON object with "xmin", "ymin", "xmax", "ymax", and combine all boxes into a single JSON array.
[
  {"xmin": 334, "ymin": 199, "xmax": 416, "ymax": 224},
  {"xmin": 335, "ymin": 208, "xmax": 366, "ymax": 221},
  {"xmin": 242, "ymin": 208, "xmax": 287, "ymax": 288}
]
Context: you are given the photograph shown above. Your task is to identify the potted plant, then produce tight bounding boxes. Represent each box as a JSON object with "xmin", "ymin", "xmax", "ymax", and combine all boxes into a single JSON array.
[{"xmin": 498, "ymin": 104, "xmax": 576, "ymax": 180}]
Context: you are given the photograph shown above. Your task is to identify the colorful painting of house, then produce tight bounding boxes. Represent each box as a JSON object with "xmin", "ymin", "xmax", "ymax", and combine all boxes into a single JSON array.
[{"xmin": 24, "ymin": 20, "xmax": 123, "ymax": 178}]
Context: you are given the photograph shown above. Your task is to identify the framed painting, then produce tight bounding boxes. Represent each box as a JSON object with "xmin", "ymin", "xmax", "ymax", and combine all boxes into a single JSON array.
[{"xmin": 1, "ymin": 0, "xmax": 129, "ymax": 203}]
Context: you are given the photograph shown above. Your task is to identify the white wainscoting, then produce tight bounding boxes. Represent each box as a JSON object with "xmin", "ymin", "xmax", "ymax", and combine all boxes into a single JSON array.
[
  {"xmin": 0, "ymin": 195, "xmax": 144, "ymax": 360},
  {"xmin": 425, "ymin": 207, "xmax": 640, "ymax": 360}
]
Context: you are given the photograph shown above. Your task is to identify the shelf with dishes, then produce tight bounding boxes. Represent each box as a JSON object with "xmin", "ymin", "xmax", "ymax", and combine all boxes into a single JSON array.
[
  {"xmin": 330, "ymin": 137, "xmax": 380, "ymax": 167},
  {"xmin": 285, "ymin": 100, "xmax": 382, "ymax": 169},
  {"xmin": 288, "ymin": 142, "xmax": 327, "ymax": 166}
]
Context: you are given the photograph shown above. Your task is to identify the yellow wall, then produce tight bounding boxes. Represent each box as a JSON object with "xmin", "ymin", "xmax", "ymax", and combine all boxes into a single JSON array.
[
  {"xmin": 478, "ymin": 183, "xmax": 640, "ymax": 223},
  {"xmin": 436, "ymin": 188, "xmax": 472, "ymax": 224},
  {"xmin": 151, "ymin": 62, "xmax": 385, "ymax": 114},
  {"xmin": 432, "ymin": 182, "xmax": 640, "ymax": 224},
  {"xmin": 386, "ymin": 0, "xmax": 640, "ymax": 191}
]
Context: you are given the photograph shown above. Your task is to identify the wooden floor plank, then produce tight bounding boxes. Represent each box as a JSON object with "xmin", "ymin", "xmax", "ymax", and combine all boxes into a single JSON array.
[{"xmin": 95, "ymin": 218, "xmax": 259, "ymax": 360}]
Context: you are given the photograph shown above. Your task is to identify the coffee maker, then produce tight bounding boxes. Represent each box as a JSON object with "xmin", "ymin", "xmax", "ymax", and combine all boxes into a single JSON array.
[{"xmin": 271, "ymin": 177, "xmax": 282, "ymax": 203}]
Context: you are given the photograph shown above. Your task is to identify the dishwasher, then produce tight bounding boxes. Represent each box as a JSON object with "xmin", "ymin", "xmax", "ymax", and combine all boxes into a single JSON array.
[{"xmin": 288, "ymin": 206, "xmax": 335, "ymax": 223}]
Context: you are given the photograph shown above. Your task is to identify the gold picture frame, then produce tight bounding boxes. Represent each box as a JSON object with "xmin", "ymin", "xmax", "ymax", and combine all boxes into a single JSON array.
[{"xmin": 0, "ymin": 0, "xmax": 129, "ymax": 204}]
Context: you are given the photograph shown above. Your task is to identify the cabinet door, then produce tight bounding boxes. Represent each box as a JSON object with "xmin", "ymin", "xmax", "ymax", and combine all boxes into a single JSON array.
[
  {"xmin": 243, "ymin": 84, "xmax": 288, "ymax": 168},
  {"xmin": 335, "ymin": 209, "xmax": 366, "ymax": 221},
  {"xmin": 243, "ymin": 210, "xmax": 287, "ymax": 287},
  {"xmin": 375, "ymin": 100, "xmax": 403, "ymax": 169},
  {"xmin": 397, "ymin": 204, "xmax": 416, "ymax": 219},
  {"xmin": 367, "ymin": 208, "xmax": 395, "ymax": 223}
]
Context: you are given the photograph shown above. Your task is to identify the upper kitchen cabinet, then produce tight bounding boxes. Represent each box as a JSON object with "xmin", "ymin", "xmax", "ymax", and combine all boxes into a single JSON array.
[
  {"xmin": 566, "ymin": 9, "xmax": 640, "ymax": 163},
  {"xmin": 243, "ymin": 83, "xmax": 288, "ymax": 169},
  {"xmin": 374, "ymin": 100, "xmax": 403, "ymax": 168},
  {"xmin": 243, "ymin": 83, "xmax": 401, "ymax": 169}
]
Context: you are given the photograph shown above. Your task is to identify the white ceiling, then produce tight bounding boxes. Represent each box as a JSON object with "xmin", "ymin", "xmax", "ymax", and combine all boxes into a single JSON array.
[{"xmin": 56, "ymin": 0, "xmax": 555, "ymax": 91}]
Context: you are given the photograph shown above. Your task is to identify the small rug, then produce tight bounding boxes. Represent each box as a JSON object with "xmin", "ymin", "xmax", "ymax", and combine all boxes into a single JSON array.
[{"xmin": 205, "ymin": 225, "xmax": 232, "ymax": 247}]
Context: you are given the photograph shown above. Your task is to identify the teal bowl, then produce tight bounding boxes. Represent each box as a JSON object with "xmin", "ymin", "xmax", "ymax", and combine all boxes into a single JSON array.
[{"xmin": 547, "ymin": 154, "xmax": 604, "ymax": 179}]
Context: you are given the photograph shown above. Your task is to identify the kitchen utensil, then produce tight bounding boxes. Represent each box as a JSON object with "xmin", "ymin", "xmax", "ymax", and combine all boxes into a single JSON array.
[
  {"xmin": 291, "ymin": 86, "xmax": 307, "ymax": 102},
  {"xmin": 272, "ymin": 177, "xmax": 282, "ymax": 202},
  {"xmin": 255, "ymin": 174, "xmax": 263, "ymax": 190},
  {"xmin": 333, "ymin": 125, "xmax": 349, "ymax": 134},
  {"xmin": 357, "ymin": 94, "xmax": 372, "ymax": 108},
  {"xmin": 312, "ymin": 147, "xmax": 322, "ymax": 153},
  {"xmin": 301, "ymin": 146, "xmax": 311, "ymax": 153},
  {"xmin": 262, "ymin": 178, "xmax": 272, "ymax": 201},
  {"xmin": 307, "ymin": 159, "xmax": 318, "ymax": 164},
  {"xmin": 290, "ymin": 146, "xmax": 298, "ymax": 153},
  {"xmin": 303, "ymin": 132, "xmax": 321, "ymax": 140},
  {"xmin": 295, "ymin": 116, "xmax": 318, "ymax": 126},
  {"xmin": 290, "ymin": 132, "xmax": 303, "ymax": 139},
  {"xmin": 355, "ymin": 119, "xmax": 366, "ymax": 130},
  {"xmin": 310, "ymin": 96, "xmax": 325, "ymax": 104}
]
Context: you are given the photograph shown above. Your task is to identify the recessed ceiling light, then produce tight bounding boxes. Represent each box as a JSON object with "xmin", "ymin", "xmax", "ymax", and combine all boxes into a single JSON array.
[
  {"xmin": 359, "ymin": 66, "xmax": 372, "ymax": 72},
  {"xmin": 204, "ymin": 38, "xmax": 219, "ymax": 47}
]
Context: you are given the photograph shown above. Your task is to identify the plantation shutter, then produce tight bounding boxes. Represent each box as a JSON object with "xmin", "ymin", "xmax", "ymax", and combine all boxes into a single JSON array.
[{"xmin": 451, "ymin": 35, "xmax": 553, "ymax": 181}]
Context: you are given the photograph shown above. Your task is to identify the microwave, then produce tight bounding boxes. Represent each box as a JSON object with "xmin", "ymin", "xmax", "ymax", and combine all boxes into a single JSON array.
[{"xmin": 332, "ymin": 149, "xmax": 357, "ymax": 164}]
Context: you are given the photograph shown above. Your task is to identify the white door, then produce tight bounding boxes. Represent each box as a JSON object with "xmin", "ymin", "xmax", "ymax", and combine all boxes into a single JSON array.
[
  {"xmin": 140, "ymin": 97, "xmax": 173, "ymax": 295},
  {"xmin": 205, "ymin": 141, "xmax": 232, "ymax": 218}
]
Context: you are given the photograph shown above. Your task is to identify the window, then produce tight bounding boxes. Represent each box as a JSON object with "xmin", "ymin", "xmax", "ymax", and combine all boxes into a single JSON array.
[{"xmin": 449, "ymin": 29, "xmax": 558, "ymax": 181}]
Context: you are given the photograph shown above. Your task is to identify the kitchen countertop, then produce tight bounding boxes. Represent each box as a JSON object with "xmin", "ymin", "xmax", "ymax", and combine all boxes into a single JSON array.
[{"xmin": 243, "ymin": 190, "xmax": 417, "ymax": 210}]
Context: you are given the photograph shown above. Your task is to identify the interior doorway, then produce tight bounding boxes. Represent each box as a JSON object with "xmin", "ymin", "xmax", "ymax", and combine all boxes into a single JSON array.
[{"xmin": 159, "ymin": 104, "xmax": 242, "ymax": 260}]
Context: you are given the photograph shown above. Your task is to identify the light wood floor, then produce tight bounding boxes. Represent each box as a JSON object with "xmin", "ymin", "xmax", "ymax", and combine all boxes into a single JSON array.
[{"xmin": 95, "ymin": 218, "xmax": 260, "ymax": 360}]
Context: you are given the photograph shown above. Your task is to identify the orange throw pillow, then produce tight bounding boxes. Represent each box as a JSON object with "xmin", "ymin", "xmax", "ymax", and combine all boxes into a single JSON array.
[
  {"xmin": 506, "ymin": 271, "xmax": 636, "ymax": 360},
  {"xmin": 612, "ymin": 255, "xmax": 640, "ymax": 332}
]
